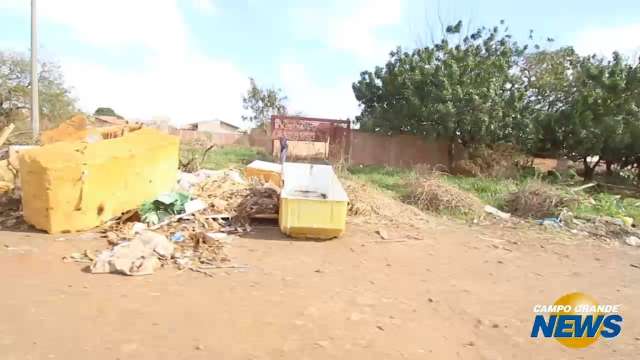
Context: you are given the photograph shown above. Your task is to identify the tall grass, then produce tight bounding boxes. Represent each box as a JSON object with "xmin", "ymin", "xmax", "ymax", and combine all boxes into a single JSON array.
[
  {"xmin": 180, "ymin": 145, "xmax": 273, "ymax": 170},
  {"xmin": 347, "ymin": 165, "xmax": 640, "ymax": 222}
]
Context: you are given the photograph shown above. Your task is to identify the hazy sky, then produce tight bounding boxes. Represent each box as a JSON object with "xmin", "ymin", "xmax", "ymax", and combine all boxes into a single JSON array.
[{"xmin": 1, "ymin": 0, "xmax": 639, "ymax": 126}]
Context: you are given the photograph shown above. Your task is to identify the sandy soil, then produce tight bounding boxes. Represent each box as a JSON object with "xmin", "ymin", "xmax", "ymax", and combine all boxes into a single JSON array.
[{"xmin": 0, "ymin": 219, "xmax": 639, "ymax": 359}]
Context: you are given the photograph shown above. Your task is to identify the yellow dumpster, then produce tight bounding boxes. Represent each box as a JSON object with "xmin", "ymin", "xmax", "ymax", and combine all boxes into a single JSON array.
[
  {"xmin": 244, "ymin": 160, "xmax": 282, "ymax": 186},
  {"xmin": 20, "ymin": 127, "xmax": 179, "ymax": 233},
  {"xmin": 279, "ymin": 162, "xmax": 348, "ymax": 239}
]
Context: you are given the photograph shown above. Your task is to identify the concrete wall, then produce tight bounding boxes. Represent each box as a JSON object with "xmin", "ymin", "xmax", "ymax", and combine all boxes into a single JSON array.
[
  {"xmin": 196, "ymin": 121, "xmax": 240, "ymax": 133},
  {"xmin": 173, "ymin": 126, "xmax": 456, "ymax": 168},
  {"xmin": 171, "ymin": 129, "xmax": 250, "ymax": 146},
  {"xmin": 248, "ymin": 127, "xmax": 272, "ymax": 150},
  {"xmin": 349, "ymin": 131, "xmax": 452, "ymax": 168}
]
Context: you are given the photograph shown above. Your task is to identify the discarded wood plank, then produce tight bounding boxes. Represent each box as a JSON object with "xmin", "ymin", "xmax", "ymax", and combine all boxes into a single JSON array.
[
  {"xmin": 198, "ymin": 264, "xmax": 249, "ymax": 270},
  {"xmin": 250, "ymin": 213, "xmax": 278, "ymax": 220},
  {"xmin": 150, "ymin": 208, "xmax": 210, "ymax": 230},
  {"xmin": 367, "ymin": 239, "xmax": 427, "ymax": 244},
  {"xmin": 189, "ymin": 266, "xmax": 215, "ymax": 277},
  {"xmin": 0, "ymin": 123, "xmax": 15, "ymax": 146},
  {"xmin": 204, "ymin": 214, "xmax": 231, "ymax": 219},
  {"xmin": 479, "ymin": 236, "xmax": 506, "ymax": 243},
  {"xmin": 570, "ymin": 182, "xmax": 597, "ymax": 192}
]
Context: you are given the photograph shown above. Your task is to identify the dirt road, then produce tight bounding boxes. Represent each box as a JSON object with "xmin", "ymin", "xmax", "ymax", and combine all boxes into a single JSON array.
[{"xmin": 0, "ymin": 220, "xmax": 638, "ymax": 359}]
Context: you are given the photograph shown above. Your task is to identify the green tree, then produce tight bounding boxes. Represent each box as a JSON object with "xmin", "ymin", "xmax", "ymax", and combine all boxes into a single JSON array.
[
  {"xmin": 241, "ymin": 77, "xmax": 287, "ymax": 127},
  {"xmin": 520, "ymin": 47, "xmax": 581, "ymax": 154},
  {"xmin": 0, "ymin": 50, "xmax": 76, "ymax": 128},
  {"xmin": 563, "ymin": 53, "xmax": 640, "ymax": 179},
  {"xmin": 352, "ymin": 21, "xmax": 526, "ymax": 167},
  {"xmin": 524, "ymin": 49, "xmax": 640, "ymax": 180},
  {"xmin": 94, "ymin": 107, "xmax": 123, "ymax": 119}
]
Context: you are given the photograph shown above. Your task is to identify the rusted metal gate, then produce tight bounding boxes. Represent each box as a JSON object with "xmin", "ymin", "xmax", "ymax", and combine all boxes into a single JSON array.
[{"xmin": 271, "ymin": 115, "xmax": 351, "ymax": 163}]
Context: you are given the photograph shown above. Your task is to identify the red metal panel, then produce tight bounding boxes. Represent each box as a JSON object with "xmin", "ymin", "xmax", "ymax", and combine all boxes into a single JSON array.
[{"xmin": 270, "ymin": 115, "xmax": 352, "ymax": 162}]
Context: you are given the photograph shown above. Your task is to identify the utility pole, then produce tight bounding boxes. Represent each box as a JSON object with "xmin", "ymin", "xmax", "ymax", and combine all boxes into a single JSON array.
[{"xmin": 31, "ymin": 0, "xmax": 39, "ymax": 139}]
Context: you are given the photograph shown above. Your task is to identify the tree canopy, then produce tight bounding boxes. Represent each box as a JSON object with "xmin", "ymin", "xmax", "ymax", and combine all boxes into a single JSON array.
[
  {"xmin": 0, "ymin": 50, "xmax": 76, "ymax": 128},
  {"xmin": 353, "ymin": 22, "xmax": 526, "ymax": 165},
  {"xmin": 93, "ymin": 107, "xmax": 123, "ymax": 119},
  {"xmin": 352, "ymin": 21, "xmax": 640, "ymax": 179},
  {"xmin": 241, "ymin": 77, "xmax": 287, "ymax": 127}
]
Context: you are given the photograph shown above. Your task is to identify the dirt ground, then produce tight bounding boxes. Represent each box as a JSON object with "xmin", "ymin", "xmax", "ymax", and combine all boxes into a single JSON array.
[{"xmin": 1, "ymin": 218, "xmax": 639, "ymax": 360}]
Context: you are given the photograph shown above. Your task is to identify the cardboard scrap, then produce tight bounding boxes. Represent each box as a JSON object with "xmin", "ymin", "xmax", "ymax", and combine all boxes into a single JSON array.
[{"xmin": 90, "ymin": 231, "xmax": 174, "ymax": 276}]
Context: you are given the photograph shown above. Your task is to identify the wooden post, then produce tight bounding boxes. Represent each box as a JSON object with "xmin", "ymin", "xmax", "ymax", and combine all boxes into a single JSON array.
[{"xmin": 0, "ymin": 123, "xmax": 16, "ymax": 146}]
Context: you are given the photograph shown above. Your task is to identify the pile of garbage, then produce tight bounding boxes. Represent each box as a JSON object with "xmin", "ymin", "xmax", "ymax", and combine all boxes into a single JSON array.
[
  {"xmin": 532, "ymin": 210, "xmax": 640, "ymax": 246},
  {"xmin": 73, "ymin": 169, "xmax": 279, "ymax": 277}
]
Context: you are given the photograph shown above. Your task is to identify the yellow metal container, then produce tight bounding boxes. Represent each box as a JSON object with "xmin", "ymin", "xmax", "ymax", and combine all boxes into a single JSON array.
[
  {"xmin": 279, "ymin": 163, "xmax": 348, "ymax": 239},
  {"xmin": 20, "ymin": 127, "xmax": 179, "ymax": 233},
  {"xmin": 244, "ymin": 160, "xmax": 282, "ymax": 186}
]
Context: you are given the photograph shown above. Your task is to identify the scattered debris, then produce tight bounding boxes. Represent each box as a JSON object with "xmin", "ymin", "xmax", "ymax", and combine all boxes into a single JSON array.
[
  {"xmin": 4, "ymin": 244, "xmax": 36, "ymax": 252},
  {"xmin": 376, "ymin": 229, "xmax": 389, "ymax": 240},
  {"xmin": 171, "ymin": 232, "xmax": 186, "ymax": 242},
  {"xmin": 139, "ymin": 192, "xmax": 191, "ymax": 225},
  {"xmin": 205, "ymin": 232, "xmax": 229, "ymax": 242},
  {"xmin": 625, "ymin": 236, "xmax": 640, "ymax": 247},
  {"xmin": 234, "ymin": 184, "xmax": 280, "ymax": 225},
  {"xmin": 484, "ymin": 205, "xmax": 511, "ymax": 220},
  {"xmin": 131, "ymin": 222, "xmax": 147, "ymax": 234},
  {"xmin": 177, "ymin": 169, "xmax": 224, "ymax": 191},
  {"xmin": 537, "ymin": 217, "xmax": 563, "ymax": 229},
  {"xmin": 570, "ymin": 182, "xmax": 597, "ymax": 192},
  {"xmin": 63, "ymin": 250, "xmax": 95, "ymax": 263},
  {"xmin": 90, "ymin": 231, "xmax": 174, "ymax": 276}
]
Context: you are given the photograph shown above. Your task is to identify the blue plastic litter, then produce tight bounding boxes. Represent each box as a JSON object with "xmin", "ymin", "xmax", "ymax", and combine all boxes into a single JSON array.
[{"xmin": 171, "ymin": 232, "xmax": 185, "ymax": 242}]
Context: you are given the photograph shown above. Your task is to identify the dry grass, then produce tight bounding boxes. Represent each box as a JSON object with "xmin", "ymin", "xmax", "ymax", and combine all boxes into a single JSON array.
[
  {"xmin": 341, "ymin": 177, "xmax": 427, "ymax": 224},
  {"xmin": 505, "ymin": 180, "xmax": 579, "ymax": 219},
  {"xmin": 405, "ymin": 175, "xmax": 484, "ymax": 218}
]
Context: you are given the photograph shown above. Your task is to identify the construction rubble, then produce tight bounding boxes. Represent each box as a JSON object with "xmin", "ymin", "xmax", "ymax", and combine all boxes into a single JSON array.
[
  {"xmin": 0, "ymin": 118, "xmax": 292, "ymax": 276},
  {"xmin": 84, "ymin": 169, "xmax": 280, "ymax": 276}
]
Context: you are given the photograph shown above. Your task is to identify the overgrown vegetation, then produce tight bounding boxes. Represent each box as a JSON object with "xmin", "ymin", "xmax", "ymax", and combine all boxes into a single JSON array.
[
  {"xmin": 347, "ymin": 165, "xmax": 640, "ymax": 223},
  {"xmin": 352, "ymin": 20, "xmax": 640, "ymax": 180},
  {"xmin": 347, "ymin": 165, "xmax": 413, "ymax": 197},
  {"xmin": 180, "ymin": 143, "xmax": 273, "ymax": 170},
  {"xmin": 505, "ymin": 180, "xmax": 579, "ymax": 219},
  {"xmin": 406, "ymin": 175, "xmax": 484, "ymax": 218}
]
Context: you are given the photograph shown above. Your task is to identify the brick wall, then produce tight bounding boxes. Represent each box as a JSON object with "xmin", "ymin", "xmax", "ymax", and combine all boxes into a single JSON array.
[{"xmin": 349, "ymin": 131, "xmax": 455, "ymax": 168}]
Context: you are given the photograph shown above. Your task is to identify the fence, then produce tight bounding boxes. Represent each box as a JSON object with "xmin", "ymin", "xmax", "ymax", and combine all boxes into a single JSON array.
[
  {"xmin": 349, "ymin": 131, "xmax": 457, "ymax": 168},
  {"xmin": 171, "ymin": 127, "xmax": 460, "ymax": 168}
]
